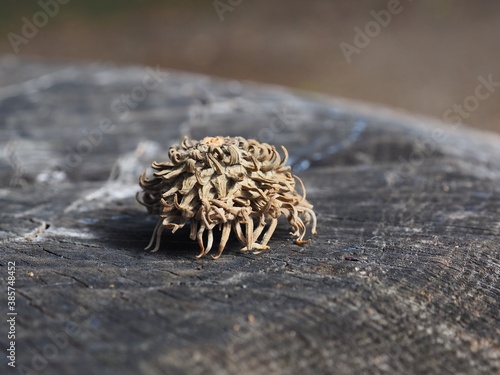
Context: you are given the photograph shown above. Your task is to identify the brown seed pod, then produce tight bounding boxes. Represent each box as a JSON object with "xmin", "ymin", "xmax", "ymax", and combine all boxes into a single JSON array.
[{"xmin": 137, "ymin": 136, "xmax": 317, "ymax": 259}]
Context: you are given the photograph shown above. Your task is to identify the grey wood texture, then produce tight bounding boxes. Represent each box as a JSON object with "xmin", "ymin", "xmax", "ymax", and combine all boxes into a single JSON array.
[{"xmin": 0, "ymin": 57, "xmax": 499, "ymax": 375}]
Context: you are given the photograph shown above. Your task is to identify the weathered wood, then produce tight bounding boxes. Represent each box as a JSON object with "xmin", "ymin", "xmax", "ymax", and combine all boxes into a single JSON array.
[{"xmin": 1, "ymin": 56, "xmax": 499, "ymax": 375}]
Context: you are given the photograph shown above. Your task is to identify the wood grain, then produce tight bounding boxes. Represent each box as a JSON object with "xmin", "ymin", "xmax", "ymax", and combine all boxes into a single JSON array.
[{"xmin": 1, "ymin": 57, "xmax": 499, "ymax": 375}]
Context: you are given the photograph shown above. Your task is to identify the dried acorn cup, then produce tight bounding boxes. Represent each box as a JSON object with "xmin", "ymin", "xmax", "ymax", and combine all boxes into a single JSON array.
[{"xmin": 137, "ymin": 136, "xmax": 317, "ymax": 259}]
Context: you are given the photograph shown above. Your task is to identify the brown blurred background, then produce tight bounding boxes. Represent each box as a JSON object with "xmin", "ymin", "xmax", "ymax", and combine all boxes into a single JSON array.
[{"xmin": 1, "ymin": 0, "xmax": 499, "ymax": 134}]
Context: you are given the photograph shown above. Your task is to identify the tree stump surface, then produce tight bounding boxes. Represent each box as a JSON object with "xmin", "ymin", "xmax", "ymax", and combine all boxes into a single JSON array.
[{"xmin": 1, "ymin": 57, "xmax": 499, "ymax": 375}]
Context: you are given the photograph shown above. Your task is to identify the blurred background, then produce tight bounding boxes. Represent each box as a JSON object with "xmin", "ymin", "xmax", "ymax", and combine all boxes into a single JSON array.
[{"xmin": 1, "ymin": 0, "xmax": 499, "ymax": 134}]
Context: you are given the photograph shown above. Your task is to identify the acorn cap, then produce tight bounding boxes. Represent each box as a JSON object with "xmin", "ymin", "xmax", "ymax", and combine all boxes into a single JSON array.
[{"xmin": 137, "ymin": 136, "xmax": 317, "ymax": 259}]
